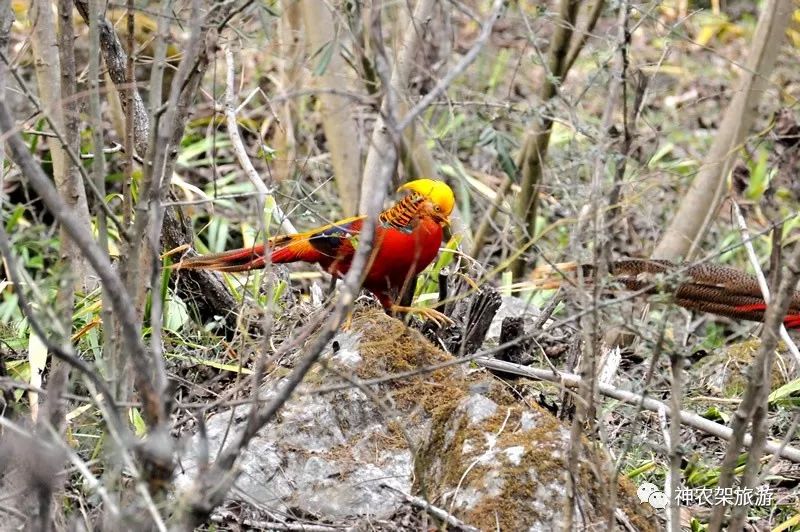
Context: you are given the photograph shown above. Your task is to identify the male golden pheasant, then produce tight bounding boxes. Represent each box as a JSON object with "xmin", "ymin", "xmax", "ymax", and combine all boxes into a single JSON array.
[
  {"xmin": 532, "ymin": 259, "xmax": 800, "ymax": 328},
  {"xmin": 174, "ymin": 179, "xmax": 454, "ymax": 325}
]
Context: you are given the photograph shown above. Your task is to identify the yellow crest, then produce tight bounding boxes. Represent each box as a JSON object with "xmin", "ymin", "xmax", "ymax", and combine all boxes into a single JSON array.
[{"xmin": 397, "ymin": 179, "xmax": 455, "ymax": 217}]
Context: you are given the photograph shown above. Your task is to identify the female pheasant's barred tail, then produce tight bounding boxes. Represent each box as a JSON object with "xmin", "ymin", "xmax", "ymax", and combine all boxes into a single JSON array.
[{"xmin": 531, "ymin": 259, "xmax": 800, "ymax": 329}]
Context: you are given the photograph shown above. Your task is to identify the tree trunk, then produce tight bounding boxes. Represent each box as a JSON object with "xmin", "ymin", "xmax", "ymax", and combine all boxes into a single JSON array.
[
  {"xmin": 272, "ymin": 1, "xmax": 303, "ymax": 182},
  {"xmin": 301, "ymin": 0, "xmax": 363, "ymax": 216},
  {"xmin": 511, "ymin": 0, "xmax": 581, "ymax": 278},
  {"xmin": 30, "ymin": 0, "xmax": 93, "ymax": 310},
  {"xmin": 652, "ymin": 0, "xmax": 793, "ymax": 261}
]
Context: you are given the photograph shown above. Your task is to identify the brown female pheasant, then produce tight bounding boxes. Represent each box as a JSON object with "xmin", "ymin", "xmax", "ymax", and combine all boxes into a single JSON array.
[{"xmin": 531, "ymin": 259, "xmax": 800, "ymax": 328}]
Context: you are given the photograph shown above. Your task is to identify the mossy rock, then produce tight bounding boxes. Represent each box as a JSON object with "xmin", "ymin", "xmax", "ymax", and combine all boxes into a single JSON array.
[
  {"xmin": 179, "ymin": 309, "xmax": 659, "ymax": 530},
  {"xmin": 351, "ymin": 311, "xmax": 657, "ymax": 530},
  {"xmin": 693, "ymin": 338, "xmax": 793, "ymax": 399}
]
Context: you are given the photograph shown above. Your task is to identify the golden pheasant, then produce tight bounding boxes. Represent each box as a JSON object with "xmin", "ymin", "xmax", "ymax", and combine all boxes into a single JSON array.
[
  {"xmin": 174, "ymin": 179, "xmax": 455, "ymax": 325},
  {"xmin": 532, "ymin": 259, "xmax": 800, "ymax": 328}
]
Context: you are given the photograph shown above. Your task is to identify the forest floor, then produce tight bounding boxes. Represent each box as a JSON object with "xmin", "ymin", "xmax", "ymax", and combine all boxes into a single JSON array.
[{"xmin": 3, "ymin": 1, "xmax": 800, "ymax": 530}]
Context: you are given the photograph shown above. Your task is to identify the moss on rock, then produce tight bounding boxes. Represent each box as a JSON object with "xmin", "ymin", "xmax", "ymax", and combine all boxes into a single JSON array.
[{"xmin": 338, "ymin": 310, "xmax": 657, "ymax": 530}]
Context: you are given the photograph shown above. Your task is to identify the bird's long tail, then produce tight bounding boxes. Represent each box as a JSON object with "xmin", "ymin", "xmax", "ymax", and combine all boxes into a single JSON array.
[
  {"xmin": 172, "ymin": 234, "xmax": 304, "ymax": 273},
  {"xmin": 530, "ymin": 259, "xmax": 800, "ymax": 328}
]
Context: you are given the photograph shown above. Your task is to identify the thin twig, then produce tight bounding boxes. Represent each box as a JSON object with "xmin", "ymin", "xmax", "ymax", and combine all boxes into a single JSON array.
[
  {"xmin": 0, "ymin": 102, "xmax": 163, "ymax": 423},
  {"xmin": 396, "ymin": 0, "xmax": 507, "ymax": 132},
  {"xmin": 382, "ymin": 483, "xmax": 480, "ymax": 532},
  {"xmin": 0, "ymin": 203, "xmax": 121, "ymax": 430},
  {"xmin": 0, "ymin": 417, "xmax": 119, "ymax": 520},
  {"xmin": 667, "ymin": 349, "xmax": 682, "ymax": 532},
  {"xmin": 732, "ymin": 200, "xmax": 800, "ymax": 368},
  {"xmin": 361, "ymin": 0, "xmax": 437, "ymax": 210},
  {"xmin": 175, "ymin": 22, "xmax": 404, "ymax": 523},
  {"xmin": 710, "ymin": 239, "xmax": 800, "ymax": 529},
  {"xmin": 0, "ymin": 225, "xmax": 166, "ymax": 530},
  {"xmin": 563, "ymin": 0, "xmax": 606, "ymax": 73},
  {"xmin": 210, "ymin": 511, "xmax": 345, "ymax": 531},
  {"xmin": 0, "ymin": 49, "xmax": 127, "ymax": 236},
  {"xmin": 223, "ymin": 42, "xmax": 296, "ymax": 235}
]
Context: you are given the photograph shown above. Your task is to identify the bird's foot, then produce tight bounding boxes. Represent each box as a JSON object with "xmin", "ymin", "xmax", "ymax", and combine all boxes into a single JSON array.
[
  {"xmin": 341, "ymin": 312, "xmax": 354, "ymax": 331},
  {"xmin": 390, "ymin": 305, "xmax": 454, "ymax": 327}
]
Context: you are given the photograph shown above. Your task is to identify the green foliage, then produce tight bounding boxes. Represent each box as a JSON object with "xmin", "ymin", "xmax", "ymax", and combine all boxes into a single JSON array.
[
  {"xmin": 626, "ymin": 460, "xmax": 657, "ymax": 479},
  {"xmin": 699, "ymin": 322, "xmax": 727, "ymax": 351},
  {"xmin": 414, "ymin": 235, "xmax": 461, "ymax": 304},
  {"xmin": 487, "ymin": 48, "xmax": 512, "ymax": 91},
  {"xmin": 129, "ymin": 407, "xmax": 147, "ymax": 437},
  {"xmin": 690, "ymin": 517, "xmax": 708, "ymax": 532},
  {"xmin": 647, "ymin": 141, "xmax": 698, "ymax": 176},
  {"xmin": 477, "ymin": 126, "xmax": 519, "ymax": 181},
  {"xmin": 683, "ymin": 453, "xmax": 748, "ymax": 488},
  {"xmin": 768, "ymin": 378, "xmax": 800, "ymax": 406},
  {"xmin": 206, "ymin": 217, "xmax": 231, "ymax": 253},
  {"xmin": 182, "ymin": 135, "xmax": 233, "ymax": 166},
  {"xmin": 700, "ymin": 406, "xmax": 729, "ymax": 423},
  {"xmin": 744, "ymin": 147, "xmax": 773, "ymax": 201},
  {"xmin": 312, "ymin": 40, "xmax": 336, "ymax": 76},
  {"xmin": 0, "ymin": 293, "xmax": 21, "ymax": 325}
]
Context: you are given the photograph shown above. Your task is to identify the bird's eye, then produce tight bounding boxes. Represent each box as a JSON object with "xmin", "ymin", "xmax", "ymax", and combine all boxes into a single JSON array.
[{"xmin": 433, "ymin": 205, "xmax": 441, "ymax": 212}]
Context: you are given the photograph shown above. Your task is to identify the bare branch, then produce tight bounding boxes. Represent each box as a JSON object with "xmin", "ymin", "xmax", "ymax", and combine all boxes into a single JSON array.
[
  {"xmin": 0, "ymin": 102, "xmax": 164, "ymax": 425},
  {"xmin": 73, "ymin": 0, "xmax": 150, "ymax": 156},
  {"xmin": 396, "ymin": 0, "xmax": 507, "ymax": 133},
  {"xmin": 361, "ymin": 0, "xmax": 437, "ymax": 209},
  {"xmin": 223, "ymin": 42, "xmax": 296, "ymax": 234},
  {"xmin": 0, "ymin": 49, "xmax": 127, "ymax": 235},
  {"xmin": 0, "ymin": 224, "xmax": 121, "ymax": 431},
  {"xmin": 174, "ymin": 13, "xmax": 407, "ymax": 523},
  {"xmin": 475, "ymin": 358, "xmax": 800, "ymax": 463},
  {"xmin": 709, "ymin": 240, "xmax": 800, "ymax": 529},
  {"xmin": 72, "ymin": 0, "xmax": 242, "ymax": 332},
  {"xmin": 512, "ymin": 0, "xmax": 581, "ymax": 278},
  {"xmin": 381, "ymin": 483, "xmax": 480, "ymax": 532},
  {"xmin": 732, "ymin": 201, "xmax": 800, "ymax": 366}
]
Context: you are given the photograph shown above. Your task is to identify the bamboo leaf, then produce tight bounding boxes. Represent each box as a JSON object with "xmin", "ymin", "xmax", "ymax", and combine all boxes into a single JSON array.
[
  {"xmin": 312, "ymin": 41, "xmax": 335, "ymax": 76},
  {"xmin": 768, "ymin": 377, "xmax": 800, "ymax": 404}
]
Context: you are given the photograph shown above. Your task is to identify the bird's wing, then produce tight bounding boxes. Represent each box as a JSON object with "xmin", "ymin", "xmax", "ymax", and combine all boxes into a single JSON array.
[{"xmin": 270, "ymin": 216, "xmax": 365, "ymax": 263}]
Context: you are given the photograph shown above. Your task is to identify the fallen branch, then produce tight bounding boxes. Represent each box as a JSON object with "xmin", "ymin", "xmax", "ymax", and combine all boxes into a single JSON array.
[
  {"xmin": 474, "ymin": 358, "xmax": 800, "ymax": 463},
  {"xmin": 381, "ymin": 483, "xmax": 480, "ymax": 532},
  {"xmin": 210, "ymin": 511, "xmax": 344, "ymax": 532}
]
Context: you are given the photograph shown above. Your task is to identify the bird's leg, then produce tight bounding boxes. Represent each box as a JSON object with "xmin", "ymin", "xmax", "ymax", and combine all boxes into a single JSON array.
[
  {"xmin": 341, "ymin": 311, "xmax": 354, "ymax": 331},
  {"xmin": 390, "ymin": 304, "xmax": 454, "ymax": 327}
]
